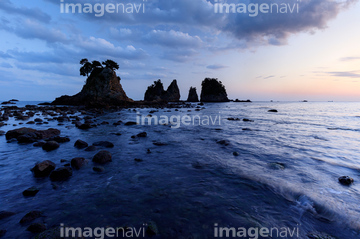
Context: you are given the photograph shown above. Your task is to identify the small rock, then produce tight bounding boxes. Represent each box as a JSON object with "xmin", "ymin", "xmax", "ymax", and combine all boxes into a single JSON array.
[
  {"xmin": 26, "ymin": 121, "xmax": 35, "ymax": 125},
  {"xmin": 0, "ymin": 131, "xmax": 5, "ymax": 136},
  {"xmin": 22, "ymin": 187, "xmax": 40, "ymax": 197},
  {"xmin": 124, "ymin": 121, "xmax": 137, "ymax": 126},
  {"xmin": 42, "ymin": 141, "xmax": 60, "ymax": 151},
  {"xmin": 20, "ymin": 210, "xmax": 42, "ymax": 224},
  {"xmin": 33, "ymin": 141, "xmax": 46, "ymax": 147},
  {"xmin": 34, "ymin": 118, "xmax": 43, "ymax": 123},
  {"xmin": 92, "ymin": 150, "xmax": 112, "ymax": 164},
  {"xmin": 92, "ymin": 141, "xmax": 114, "ymax": 148},
  {"xmin": 243, "ymin": 118, "xmax": 254, "ymax": 122},
  {"xmin": 77, "ymin": 123, "xmax": 92, "ymax": 129},
  {"xmin": 233, "ymin": 152, "xmax": 240, "ymax": 156},
  {"xmin": 0, "ymin": 229, "xmax": 6, "ymax": 237},
  {"xmin": 153, "ymin": 142, "xmax": 167, "ymax": 146},
  {"xmin": 74, "ymin": 139, "xmax": 88, "ymax": 149},
  {"xmin": 85, "ymin": 145, "xmax": 97, "ymax": 151},
  {"xmin": 216, "ymin": 140, "xmax": 230, "ymax": 146},
  {"xmin": 0, "ymin": 211, "xmax": 15, "ymax": 220},
  {"xmin": 27, "ymin": 223, "xmax": 47, "ymax": 233},
  {"xmin": 242, "ymin": 128, "xmax": 252, "ymax": 131},
  {"xmin": 227, "ymin": 117, "xmax": 240, "ymax": 121},
  {"xmin": 31, "ymin": 160, "xmax": 56, "ymax": 177},
  {"xmin": 93, "ymin": 166, "xmax": 105, "ymax": 172},
  {"xmin": 71, "ymin": 157, "xmax": 87, "ymax": 170},
  {"xmin": 268, "ymin": 109, "xmax": 278, "ymax": 112},
  {"xmin": 49, "ymin": 167, "xmax": 73, "ymax": 181},
  {"xmin": 134, "ymin": 158, "xmax": 143, "ymax": 162},
  {"xmin": 146, "ymin": 221, "xmax": 158, "ymax": 237},
  {"xmin": 338, "ymin": 176, "xmax": 354, "ymax": 185},
  {"xmin": 268, "ymin": 162, "xmax": 286, "ymax": 170},
  {"xmin": 50, "ymin": 136, "xmax": 70, "ymax": 143},
  {"xmin": 137, "ymin": 132, "xmax": 147, "ymax": 137}
]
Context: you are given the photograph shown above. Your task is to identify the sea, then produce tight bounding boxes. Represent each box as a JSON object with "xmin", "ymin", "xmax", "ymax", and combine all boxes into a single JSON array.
[{"xmin": 0, "ymin": 101, "xmax": 360, "ymax": 238}]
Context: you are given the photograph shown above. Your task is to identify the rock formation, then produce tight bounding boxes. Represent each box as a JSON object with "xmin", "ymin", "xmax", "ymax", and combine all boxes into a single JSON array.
[
  {"xmin": 144, "ymin": 79, "xmax": 180, "ymax": 102},
  {"xmin": 200, "ymin": 78, "xmax": 229, "ymax": 102},
  {"xmin": 52, "ymin": 67, "xmax": 132, "ymax": 107},
  {"xmin": 186, "ymin": 87, "xmax": 199, "ymax": 102}
]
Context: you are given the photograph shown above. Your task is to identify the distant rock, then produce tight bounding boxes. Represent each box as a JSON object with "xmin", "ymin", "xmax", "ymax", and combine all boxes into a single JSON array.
[
  {"xmin": 268, "ymin": 109, "xmax": 278, "ymax": 112},
  {"xmin": 74, "ymin": 139, "xmax": 88, "ymax": 149},
  {"xmin": 217, "ymin": 140, "xmax": 230, "ymax": 146},
  {"xmin": 92, "ymin": 150, "xmax": 112, "ymax": 164},
  {"xmin": 52, "ymin": 67, "xmax": 132, "ymax": 107},
  {"xmin": 31, "ymin": 160, "xmax": 56, "ymax": 177},
  {"xmin": 187, "ymin": 87, "xmax": 199, "ymax": 102},
  {"xmin": 49, "ymin": 167, "xmax": 73, "ymax": 181},
  {"xmin": 144, "ymin": 79, "xmax": 180, "ymax": 102},
  {"xmin": 200, "ymin": 78, "xmax": 229, "ymax": 102},
  {"xmin": 124, "ymin": 121, "xmax": 137, "ymax": 126},
  {"xmin": 338, "ymin": 176, "xmax": 354, "ymax": 185},
  {"xmin": 93, "ymin": 166, "xmax": 105, "ymax": 172},
  {"xmin": 42, "ymin": 141, "xmax": 60, "ymax": 151},
  {"xmin": 0, "ymin": 229, "xmax": 6, "ymax": 237}
]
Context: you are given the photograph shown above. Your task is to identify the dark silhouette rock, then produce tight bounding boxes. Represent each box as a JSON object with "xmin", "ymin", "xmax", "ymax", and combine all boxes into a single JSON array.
[
  {"xmin": 74, "ymin": 139, "xmax": 88, "ymax": 149},
  {"xmin": 71, "ymin": 157, "xmax": 88, "ymax": 169},
  {"xmin": 42, "ymin": 141, "xmax": 60, "ymax": 151},
  {"xmin": 92, "ymin": 141, "xmax": 114, "ymax": 148},
  {"xmin": 0, "ymin": 211, "xmax": 15, "ymax": 220},
  {"xmin": 20, "ymin": 210, "xmax": 42, "ymax": 224},
  {"xmin": 49, "ymin": 136, "xmax": 70, "ymax": 143},
  {"xmin": 27, "ymin": 223, "xmax": 47, "ymax": 233},
  {"xmin": 92, "ymin": 150, "xmax": 112, "ymax": 164},
  {"xmin": 93, "ymin": 166, "xmax": 105, "ymax": 172},
  {"xmin": 49, "ymin": 167, "xmax": 73, "ymax": 181},
  {"xmin": 33, "ymin": 141, "xmax": 46, "ymax": 147},
  {"xmin": 268, "ymin": 109, "xmax": 278, "ymax": 112},
  {"xmin": 144, "ymin": 79, "xmax": 180, "ymax": 102},
  {"xmin": 52, "ymin": 67, "xmax": 132, "ymax": 107},
  {"xmin": 85, "ymin": 145, "xmax": 97, "ymax": 151},
  {"xmin": 124, "ymin": 121, "xmax": 137, "ymax": 126},
  {"xmin": 339, "ymin": 176, "xmax": 354, "ymax": 185},
  {"xmin": 200, "ymin": 78, "xmax": 229, "ymax": 102},
  {"xmin": 187, "ymin": 87, "xmax": 199, "ymax": 102},
  {"xmin": 0, "ymin": 229, "xmax": 6, "ymax": 237},
  {"xmin": 217, "ymin": 140, "xmax": 230, "ymax": 146},
  {"xmin": 22, "ymin": 187, "xmax": 40, "ymax": 197},
  {"xmin": 31, "ymin": 160, "xmax": 56, "ymax": 177},
  {"xmin": 6, "ymin": 127, "xmax": 60, "ymax": 142}
]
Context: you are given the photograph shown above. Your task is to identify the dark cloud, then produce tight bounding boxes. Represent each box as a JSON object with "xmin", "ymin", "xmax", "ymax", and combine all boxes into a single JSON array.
[
  {"xmin": 0, "ymin": 0, "xmax": 51, "ymax": 23},
  {"xmin": 328, "ymin": 71, "xmax": 360, "ymax": 78},
  {"xmin": 0, "ymin": 51, "xmax": 12, "ymax": 59}
]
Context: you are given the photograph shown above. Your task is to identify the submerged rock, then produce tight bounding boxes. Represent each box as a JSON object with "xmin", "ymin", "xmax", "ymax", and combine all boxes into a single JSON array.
[
  {"xmin": 338, "ymin": 176, "xmax": 354, "ymax": 185},
  {"xmin": 22, "ymin": 187, "xmax": 40, "ymax": 197},
  {"xmin": 31, "ymin": 160, "xmax": 56, "ymax": 177},
  {"xmin": 146, "ymin": 221, "xmax": 159, "ymax": 237},
  {"xmin": 216, "ymin": 140, "xmax": 230, "ymax": 146},
  {"xmin": 0, "ymin": 229, "xmax": 6, "ymax": 237},
  {"xmin": 42, "ymin": 141, "xmax": 60, "ymax": 151},
  {"xmin": 92, "ymin": 141, "xmax": 114, "ymax": 148},
  {"xmin": 268, "ymin": 162, "xmax": 286, "ymax": 170},
  {"xmin": 85, "ymin": 145, "xmax": 97, "ymax": 151},
  {"xmin": 5, "ymin": 127, "xmax": 60, "ymax": 141},
  {"xmin": 93, "ymin": 166, "xmax": 105, "ymax": 172},
  {"xmin": 74, "ymin": 139, "xmax": 88, "ymax": 149},
  {"xmin": 71, "ymin": 157, "xmax": 88, "ymax": 170},
  {"xmin": 92, "ymin": 150, "xmax": 112, "ymax": 164},
  {"xmin": 20, "ymin": 210, "xmax": 42, "ymax": 224},
  {"xmin": 49, "ymin": 167, "xmax": 73, "ymax": 181},
  {"xmin": 268, "ymin": 109, "xmax": 278, "ymax": 112},
  {"xmin": 27, "ymin": 223, "xmax": 47, "ymax": 233},
  {"xmin": 0, "ymin": 211, "xmax": 15, "ymax": 220}
]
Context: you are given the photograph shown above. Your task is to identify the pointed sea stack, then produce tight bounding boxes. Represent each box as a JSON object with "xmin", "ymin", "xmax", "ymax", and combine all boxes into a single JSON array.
[
  {"xmin": 187, "ymin": 87, "xmax": 199, "ymax": 102},
  {"xmin": 52, "ymin": 67, "xmax": 132, "ymax": 107},
  {"xmin": 200, "ymin": 78, "xmax": 229, "ymax": 102},
  {"xmin": 144, "ymin": 79, "xmax": 180, "ymax": 102}
]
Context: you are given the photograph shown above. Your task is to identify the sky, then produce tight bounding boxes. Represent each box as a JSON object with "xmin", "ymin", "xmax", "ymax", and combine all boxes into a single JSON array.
[{"xmin": 0, "ymin": 0, "xmax": 360, "ymax": 101}]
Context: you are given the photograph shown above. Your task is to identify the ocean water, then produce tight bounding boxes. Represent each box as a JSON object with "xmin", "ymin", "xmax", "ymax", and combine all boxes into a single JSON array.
[{"xmin": 1, "ymin": 101, "xmax": 360, "ymax": 238}]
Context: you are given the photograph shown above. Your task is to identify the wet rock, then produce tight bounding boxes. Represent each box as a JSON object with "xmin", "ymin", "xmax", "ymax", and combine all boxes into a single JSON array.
[
  {"xmin": 268, "ymin": 162, "xmax": 286, "ymax": 170},
  {"xmin": 74, "ymin": 139, "xmax": 88, "ymax": 149},
  {"xmin": 34, "ymin": 118, "xmax": 43, "ymax": 123},
  {"xmin": 71, "ymin": 157, "xmax": 88, "ymax": 170},
  {"xmin": 31, "ymin": 160, "xmax": 56, "ymax": 177},
  {"xmin": 242, "ymin": 128, "xmax": 252, "ymax": 131},
  {"xmin": 20, "ymin": 210, "xmax": 42, "ymax": 224},
  {"xmin": 338, "ymin": 176, "xmax": 354, "ymax": 185},
  {"xmin": 134, "ymin": 158, "xmax": 143, "ymax": 162},
  {"xmin": 268, "ymin": 109, "xmax": 278, "ymax": 112},
  {"xmin": 216, "ymin": 140, "xmax": 230, "ymax": 146},
  {"xmin": 17, "ymin": 133, "xmax": 38, "ymax": 143},
  {"xmin": 92, "ymin": 141, "xmax": 114, "ymax": 148},
  {"xmin": 132, "ymin": 132, "xmax": 147, "ymax": 138},
  {"xmin": 93, "ymin": 166, "xmax": 105, "ymax": 172},
  {"xmin": 5, "ymin": 127, "xmax": 60, "ymax": 141},
  {"xmin": 27, "ymin": 223, "xmax": 47, "ymax": 233},
  {"xmin": 49, "ymin": 167, "xmax": 73, "ymax": 181},
  {"xmin": 0, "ymin": 211, "xmax": 15, "ymax": 220},
  {"xmin": 233, "ymin": 152, "xmax": 240, "ymax": 156},
  {"xmin": 227, "ymin": 117, "xmax": 240, "ymax": 121},
  {"xmin": 124, "ymin": 121, "xmax": 137, "ymax": 126},
  {"xmin": 77, "ymin": 123, "xmax": 92, "ymax": 130},
  {"xmin": 42, "ymin": 141, "xmax": 60, "ymax": 151},
  {"xmin": 92, "ymin": 150, "xmax": 112, "ymax": 164},
  {"xmin": 0, "ymin": 229, "xmax": 6, "ymax": 237},
  {"xmin": 243, "ymin": 118, "xmax": 254, "ymax": 122},
  {"xmin": 26, "ymin": 121, "xmax": 35, "ymax": 125},
  {"xmin": 146, "ymin": 221, "xmax": 159, "ymax": 237},
  {"xmin": 85, "ymin": 145, "xmax": 97, "ymax": 151},
  {"xmin": 22, "ymin": 187, "xmax": 40, "ymax": 197},
  {"xmin": 153, "ymin": 142, "xmax": 167, "ymax": 146},
  {"xmin": 49, "ymin": 136, "xmax": 70, "ymax": 143}
]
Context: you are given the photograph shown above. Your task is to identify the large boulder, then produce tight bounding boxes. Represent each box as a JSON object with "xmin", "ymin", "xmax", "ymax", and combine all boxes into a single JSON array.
[
  {"xmin": 31, "ymin": 160, "xmax": 56, "ymax": 177},
  {"xmin": 49, "ymin": 167, "xmax": 73, "ymax": 181},
  {"xmin": 52, "ymin": 67, "xmax": 132, "ymax": 107},
  {"xmin": 6, "ymin": 128, "xmax": 60, "ymax": 142},
  {"xmin": 92, "ymin": 150, "xmax": 112, "ymax": 164},
  {"xmin": 187, "ymin": 87, "xmax": 199, "ymax": 102},
  {"xmin": 144, "ymin": 79, "xmax": 180, "ymax": 102},
  {"xmin": 200, "ymin": 78, "xmax": 229, "ymax": 102}
]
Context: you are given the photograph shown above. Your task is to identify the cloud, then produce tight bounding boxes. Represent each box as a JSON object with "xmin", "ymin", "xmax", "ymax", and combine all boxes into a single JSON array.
[
  {"xmin": 0, "ymin": 51, "xmax": 12, "ymax": 59},
  {"xmin": 264, "ymin": 75, "xmax": 275, "ymax": 79},
  {"xmin": 328, "ymin": 71, "xmax": 360, "ymax": 78},
  {"xmin": 339, "ymin": 57, "xmax": 360, "ymax": 61},
  {"xmin": 144, "ymin": 30, "xmax": 203, "ymax": 48},
  {"xmin": 0, "ymin": 0, "xmax": 51, "ymax": 23},
  {"xmin": 0, "ymin": 62, "xmax": 13, "ymax": 68},
  {"xmin": 207, "ymin": 64, "xmax": 227, "ymax": 70}
]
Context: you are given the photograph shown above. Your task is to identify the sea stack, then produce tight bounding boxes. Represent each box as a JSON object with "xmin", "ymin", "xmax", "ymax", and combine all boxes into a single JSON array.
[
  {"xmin": 52, "ymin": 67, "xmax": 132, "ymax": 107},
  {"xmin": 200, "ymin": 78, "xmax": 229, "ymax": 102},
  {"xmin": 144, "ymin": 79, "xmax": 180, "ymax": 102},
  {"xmin": 187, "ymin": 87, "xmax": 199, "ymax": 102}
]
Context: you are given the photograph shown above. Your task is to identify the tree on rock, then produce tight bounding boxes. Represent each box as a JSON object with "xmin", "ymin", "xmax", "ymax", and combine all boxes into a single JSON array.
[
  {"xmin": 80, "ymin": 58, "xmax": 93, "ymax": 77},
  {"xmin": 200, "ymin": 78, "xmax": 229, "ymax": 102},
  {"xmin": 92, "ymin": 60, "xmax": 103, "ymax": 69},
  {"xmin": 102, "ymin": 60, "xmax": 119, "ymax": 71}
]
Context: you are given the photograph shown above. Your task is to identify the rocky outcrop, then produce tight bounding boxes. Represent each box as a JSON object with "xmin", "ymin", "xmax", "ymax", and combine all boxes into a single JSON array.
[
  {"xmin": 6, "ymin": 128, "xmax": 60, "ymax": 142},
  {"xmin": 52, "ymin": 67, "xmax": 132, "ymax": 107},
  {"xmin": 187, "ymin": 87, "xmax": 199, "ymax": 102},
  {"xmin": 200, "ymin": 78, "xmax": 229, "ymax": 102},
  {"xmin": 144, "ymin": 79, "xmax": 180, "ymax": 102}
]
